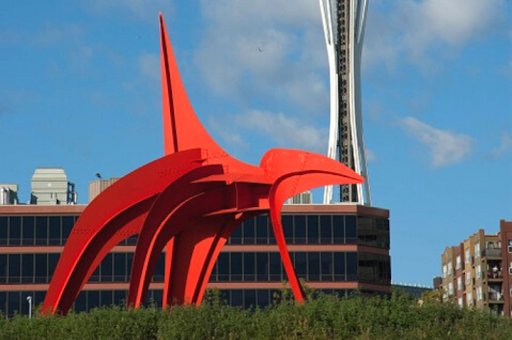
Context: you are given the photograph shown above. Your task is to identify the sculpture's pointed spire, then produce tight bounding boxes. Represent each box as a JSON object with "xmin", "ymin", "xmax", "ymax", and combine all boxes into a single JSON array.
[{"xmin": 159, "ymin": 14, "xmax": 224, "ymax": 156}]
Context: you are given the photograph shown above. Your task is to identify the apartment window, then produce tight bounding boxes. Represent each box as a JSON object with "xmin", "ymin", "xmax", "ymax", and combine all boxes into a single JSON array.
[
  {"xmin": 457, "ymin": 276, "xmax": 463, "ymax": 291},
  {"xmin": 465, "ymin": 271, "xmax": 471, "ymax": 286},
  {"xmin": 508, "ymin": 240, "xmax": 512, "ymax": 253},
  {"xmin": 442, "ymin": 265, "xmax": 447, "ymax": 278},
  {"xmin": 474, "ymin": 243, "xmax": 480, "ymax": 258},
  {"xmin": 509, "ymin": 262, "xmax": 512, "ymax": 275},
  {"xmin": 466, "ymin": 292, "xmax": 473, "ymax": 306},
  {"xmin": 476, "ymin": 286, "xmax": 483, "ymax": 301},
  {"xmin": 448, "ymin": 282, "xmax": 454, "ymax": 296},
  {"xmin": 458, "ymin": 297, "xmax": 463, "ymax": 308},
  {"xmin": 476, "ymin": 265, "xmax": 482, "ymax": 279},
  {"xmin": 465, "ymin": 249, "xmax": 471, "ymax": 265},
  {"xmin": 456, "ymin": 256, "xmax": 461, "ymax": 270},
  {"xmin": 447, "ymin": 262, "xmax": 453, "ymax": 275}
]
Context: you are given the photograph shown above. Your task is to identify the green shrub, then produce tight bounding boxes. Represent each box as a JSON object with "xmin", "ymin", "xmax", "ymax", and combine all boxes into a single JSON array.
[{"xmin": 1, "ymin": 293, "xmax": 511, "ymax": 339}]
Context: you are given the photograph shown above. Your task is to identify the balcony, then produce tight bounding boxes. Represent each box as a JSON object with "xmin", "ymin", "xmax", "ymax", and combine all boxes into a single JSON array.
[
  {"xmin": 483, "ymin": 248, "xmax": 502, "ymax": 258},
  {"xmin": 487, "ymin": 270, "xmax": 503, "ymax": 280},
  {"xmin": 488, "ymin": 292, "xmax": 504, "ymax": 303}
]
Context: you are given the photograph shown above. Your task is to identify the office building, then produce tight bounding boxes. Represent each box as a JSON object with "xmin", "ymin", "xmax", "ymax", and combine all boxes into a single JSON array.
[{"xmin": 0, "ymin": 198, "xmax": 390, "ymax": 316}]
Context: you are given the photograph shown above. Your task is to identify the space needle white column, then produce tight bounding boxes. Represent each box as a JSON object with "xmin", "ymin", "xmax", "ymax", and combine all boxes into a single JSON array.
[{"xmin": 319, "ymin": 0, "xmax": 371, "ymax": 205}]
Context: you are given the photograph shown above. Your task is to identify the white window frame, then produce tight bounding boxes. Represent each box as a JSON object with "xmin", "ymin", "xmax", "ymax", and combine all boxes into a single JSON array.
[
  {"xmin": 476, "ymin": 265, "xmax": 482, "ymax": 279},
  {"xmin": 474, "ymin": 243, "xmax": 480, "ymax": 258},
  {"xmin": 457, "ymin": 276, "xmax": 463, "ymax": 291},
  {"xmin": 456, "ymin": 256, "xmax": 461, "ymax": 270}
]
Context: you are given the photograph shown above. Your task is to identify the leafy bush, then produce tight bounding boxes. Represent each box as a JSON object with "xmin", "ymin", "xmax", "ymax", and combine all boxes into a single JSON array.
[{"xmin": 1, "ymin": 292, "xmax": 511, "ymax": 339}]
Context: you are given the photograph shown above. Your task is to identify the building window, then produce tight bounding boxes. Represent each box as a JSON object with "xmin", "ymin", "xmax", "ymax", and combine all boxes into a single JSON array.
[
  {"xmin": 508, "ymin": 240, "xmax": 512, "ymax": 253},
  {"xmin": 448, "ymin": 282, "xmax": 454, "ymax": 296},
  {"xmin": 476, "ymin": 265, "xmax": 481, "ymax": 279},
  {"xmin": 465, "ymin": 271, "xmax": 471, "ymax": 286},
  {"xmin": 442, "ymin": 265, "xmax": 447, "ymax": 278},
  {"xmin": 465, "ymin": 249, "xmax": 471, "ymax": 265},
  {"xmin": 466, "ymin": 292, "xmax": 473, "ymax": 306},
  {"xmin": 456, "ymin": 256, "xmax": 461, "ymax": 270},
  {"xmin": 476, "ymin": 286, "xmax": 483, "ymax": 301},
  {"xmin": 447, "ymin": 262, "xmax": 453, "ymax": 275},
  {"xmin": 458, "ymin": 297, "xmax": 463, "ymax": 308},
  {"xmin": 509, "ymin": 262, "xmax": 512, "ymax": 275},
  {"xmin": 457, "ymin": 276, "xmax": 463, "ymax": 291},
  {"xmin": 474, "ymin": 243, "xmax": 480, "ymax": 258}
]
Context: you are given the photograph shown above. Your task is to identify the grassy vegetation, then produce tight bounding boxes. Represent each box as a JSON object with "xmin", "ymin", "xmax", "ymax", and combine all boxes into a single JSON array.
[{"xmin": 1, "ymin": 292, "xmax": 511, "ymax": 339}]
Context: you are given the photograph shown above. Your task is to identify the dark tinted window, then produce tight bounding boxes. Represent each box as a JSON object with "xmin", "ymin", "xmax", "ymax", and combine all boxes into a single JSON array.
[
  {"xmin": 308, "ymin": 253, "xmax": 320, "ymax": 281},
  {"xmin": 334, "ymin": 253, "xmax": 345, "ymax": 280},
  {"xmin": 217, "ymin": 253, "xmax": 229, "ymax": 281},
  {"xmin": 49, "ymin": 216, "xmax": 61, "ymax": 245},
  {"xmin": 0, "ymin": 217, "xmax": 7, "ymax": 245},
  {"xmin": 243, "ymin": 218, "xmax": 255, "ymax": 244},
  {"xmin": 333, "ymin": 216, "xmax": 344, "ymax": 243},
  {"xmin": 256, "ymin": 252, "xmax": 268, "ymax": 281},
  {"xmin": 35, "ymin": 216, "xmax": 48, "ymax": 245},
  {"xmin": 256, "ymin": 216, "xmax": 268, "ymax": 244},
  {"xmin": 0, "ymin": 254, "xmax": 7, "ymax": 283},
  {"xmin": 62, "ymin": 216, "xmax": 74, "ymax": 243},
  {"xmin": 230, "ymin": 252, "xmax": 242, "ymax": 281},
  {"xmin": 321, "ymin": 252, "xmax": 333, "ymax": 281},
  {"xmin": 269, "ymin": 253, "xmax": 281, "ymax": 281},
  {"xmin": 294, "ymin": 216, "xmax": 306, "ymax": 244},
  {"xmin": 35, "ymin": 254, "xmax": 47, "ymax": 283},
  {"xmin": 345, "ymin": 216, "xmax": 357, "ymax": 242},
  {"xmin": 22, "ymin": 216, "xmax": 34, "ymax": 246},
  {"xmin": 243, "ymin": 253, "xmax": 255, "ymax": 281},
  {"xmin": 320, "ymin": 215, "xmax": 332, "ymax": 244},
  {"xmin": 8, "ymin": 254, "xmax": 20, "ymax": 283},
  {"xmin": 307, "ymin": 215, "xmax": 319, "ymax": 244},
  {"xmin": 347, "ymin": 253, "xmax": 357, "ymax": 280},
  {"xmin": 282, "ymin": 215, "xmax": 293, "ymax": 243}
]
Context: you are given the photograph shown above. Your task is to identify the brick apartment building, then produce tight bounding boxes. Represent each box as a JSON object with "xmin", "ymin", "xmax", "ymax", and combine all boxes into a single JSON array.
[{"xmin": 441, "ymin": 220, "xmax": 512, "ymax": 316}]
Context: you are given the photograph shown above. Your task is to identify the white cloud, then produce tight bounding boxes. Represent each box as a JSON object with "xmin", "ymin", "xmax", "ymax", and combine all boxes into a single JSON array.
[
  {"xmin": 364, "ymin": 0, "xmax": 506, "ymax": 70},
  {"xmin": 400, "ymin": 117, "xmax": 473, "ymax": 167},
  {"xmin": 491, "ymin": 133, "xmax": 512, "ymax": 159},
  {"xmin": 194, "ymin": 0, "xmax": 327, "ymax": 114},
  {"xmin": 235, "ymin": 110, "xmax": 326, "ymax": 152}
]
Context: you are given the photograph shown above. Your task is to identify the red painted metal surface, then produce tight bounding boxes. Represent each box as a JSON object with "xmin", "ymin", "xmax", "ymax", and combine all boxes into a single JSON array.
[{"xmin": 42, "ymin": 14, "xmax": 364, "ymax": 315}]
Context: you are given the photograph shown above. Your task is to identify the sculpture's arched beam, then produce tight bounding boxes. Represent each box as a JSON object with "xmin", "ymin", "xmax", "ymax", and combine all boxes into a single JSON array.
[
  {"xmin": 47, "ymin": 199, "xmax": 152, "ymax": 314},
  {"xmin": 129, "ymin": 186, "xmax": 237, "ymax": 307},
  {"xmin": 42, "ymin": 149, "xmax": 206, "ymax": 315},
  {"xmin": 128, "ymin": 165, "xmax": 229, "ymax": 307}
]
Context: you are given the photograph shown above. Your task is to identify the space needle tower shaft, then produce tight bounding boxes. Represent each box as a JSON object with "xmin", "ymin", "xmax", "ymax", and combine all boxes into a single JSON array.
[{"xmin": 319, "ymin": 0, "xmax": 371, "ymax": 205}]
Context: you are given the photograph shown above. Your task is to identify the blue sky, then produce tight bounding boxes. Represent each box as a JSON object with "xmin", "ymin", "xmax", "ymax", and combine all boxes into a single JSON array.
[{"xmin": 0, "ymin": 0, "xmax": 511, "ymax": 286}]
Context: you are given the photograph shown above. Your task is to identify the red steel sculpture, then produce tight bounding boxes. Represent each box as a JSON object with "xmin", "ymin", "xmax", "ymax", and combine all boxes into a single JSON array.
[{"xmin": 42, "ymin": 14, "xmax": 364, "ymax": 314}]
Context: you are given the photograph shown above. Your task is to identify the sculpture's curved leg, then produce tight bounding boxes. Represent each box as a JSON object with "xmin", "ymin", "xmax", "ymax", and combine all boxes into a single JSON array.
[
  {"xmin": 163, "ymin": 219, "xmax": 229, "ymax": 306},
  {"xmin": 263, "ymin": 149, "xmax": 365, "ymax": 303},
  {"xmin": 42, "ymin": 150, "xmax": 206, "ymax": 315}
]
